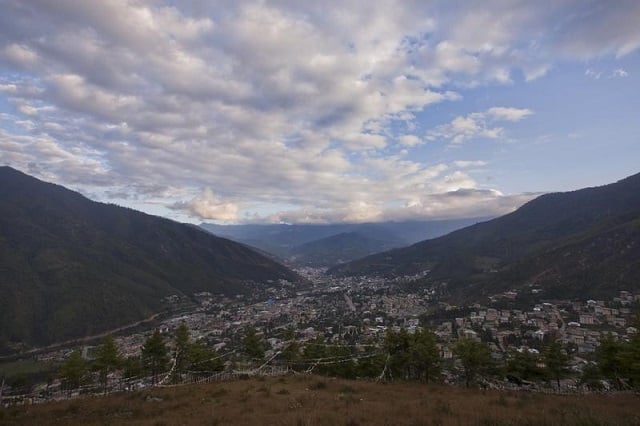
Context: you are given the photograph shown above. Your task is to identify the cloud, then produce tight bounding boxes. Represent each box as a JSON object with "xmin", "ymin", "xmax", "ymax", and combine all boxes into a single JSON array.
[
  {"xmin": 611, "ymin": 68, "xmax": 629, "ymax": 78},
  {"xmin": 427, "ymin": 107, "xmax": 532, "ymax": 145},
  {"xmin": 486, "ymin": 107, "xmax": 533, "ymax": 122},
  {"xmin": 383, "ymin": 189, "xmax": 541, "ymax": 221},
  {"xmin": 399, "ymin": 135, "xmax": 423, "ymax": 147},
  {"xmin": 0, "ymin": 1, "xmax": 636, "ymax": 223},
  {"xmin": 171, "ymin": 188, "xmax": 239, "ymax": 222},
  {"xmin": 586, "ymin": 67, "xmax": 630, "ymax": 80},
  {"xmin": 585, "ymin": 68, "xmax": 603, "ymax": 79},
  {"xmin": 454, "ymin": 160, "xmax": 488, "ymax": 168}
]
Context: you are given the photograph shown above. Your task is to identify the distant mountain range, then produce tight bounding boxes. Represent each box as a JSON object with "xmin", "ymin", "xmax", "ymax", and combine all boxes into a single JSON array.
[
  {"xmin": 201, "ymin": 217, "xmax": 488, "ymax": 267},
  {"xmin": 0, "ymin": 167, "xmax": 301, "ymax": 352},
  {"xmin": 330, "ymin": 172, "xmax": 640, "ymax": 301}
]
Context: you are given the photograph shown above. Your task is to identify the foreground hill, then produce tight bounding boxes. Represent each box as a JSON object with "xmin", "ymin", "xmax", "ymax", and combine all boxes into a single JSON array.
[
  {"xmin": 330, "ymin": 172, "xmax": 640, "ymax": 300},
  {"xmin": 201, "ymin": 217, "xmax": 487, "ymax": 265},
  {"xmin": 2, "ymin": 375, "xmax": 637, "ymax": 425},
  {"xmin": 0, "ymin": 167, "xmax": 301, "ymax": 352}
]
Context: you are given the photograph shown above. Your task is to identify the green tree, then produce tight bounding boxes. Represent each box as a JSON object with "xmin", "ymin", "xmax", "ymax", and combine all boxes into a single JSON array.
[
  {"xmin": 302, "ymin": 337, "xmax": 328, "ymax": 375},
  {"xmin": 281, "ymin": 326, "xmax": 300, "ymax": 369},
  {"xmin": 619, "ymin": 333, "xmax": 640, "ymax": 389},
  {"xmin": 543, "ymin": 339, "xmax": 570, "ymax": 388},
  {"xmin": 325, "ymin": 342, "xmax": 356, "ymax": 379},
  {"xmin": 410, "ymin": 328, "xmax": 440, "ymax": 383},
  {"xmin": 141, "ymin": 329, "xmax": 169, "ymax": 385},
  {"xmin": 59, "ymin": 349, "xmax": 88, "ymax": 394},
  {"xmin": 173, "ymin": 322, "xmax": 190, "ymax": 381},
  {"xmin": 506, "ymin": 349, "xmax": 544, "ymax": 383},
  {"xmin": 93, "ymin": 335, "xmax": 122, "ymax": 394},
  {"xmin": 187, "ymin": 341, "xmax": 224, "ymax": 372},
  {"xmin": 384, "ymin": 328, "xmax": 412, "ymax": 380},
  {"xmin": 242, "ymin": 326, "xmax": 264, "ymax": 361},
  {"xmin": 123, "ymin": 356, "xmax": 144, "ymax": 380},
  {"xmin": 597, "ymin": 334, "xmax": 624, "ymax": 389},
  {"xmin": 452, "ymin": 338, "xmax": 491, "ymax": 387},
  {"xmin": 579, "ymin": 362, "xmax": 605, "ymax": 391}
]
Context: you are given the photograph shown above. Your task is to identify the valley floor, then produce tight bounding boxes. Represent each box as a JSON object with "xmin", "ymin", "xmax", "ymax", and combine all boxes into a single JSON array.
[{"xmin": 1, "ymin": 375, "xmax": 638, "ymax": 426}]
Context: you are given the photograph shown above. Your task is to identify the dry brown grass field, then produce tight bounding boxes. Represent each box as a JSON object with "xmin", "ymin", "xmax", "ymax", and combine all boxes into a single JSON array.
[{"xmin": 1, "ymin": 375, "xmax": 639, "ymax": 426}]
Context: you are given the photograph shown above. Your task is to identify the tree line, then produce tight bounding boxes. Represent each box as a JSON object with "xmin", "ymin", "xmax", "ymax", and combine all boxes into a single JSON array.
[{"xmin": 55, "ymin": 323, "xmax": 640, "ymax": 394}]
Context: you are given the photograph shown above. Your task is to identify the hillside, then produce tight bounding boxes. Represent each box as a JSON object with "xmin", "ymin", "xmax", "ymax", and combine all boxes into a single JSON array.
[
  {"xmin": 0, "ymin": 167, "xmax": 301, "ymax": 352},
  {"xmin": 288, "ymin": 231, "xmax": 403, "ymax": 267},
  {"xmin": 330, "ymin": 172, "xmax": 640, "ymax": 300},
  {"xmin": 2, "ymin": 375, "xmax": 637, "ymax": 425}
]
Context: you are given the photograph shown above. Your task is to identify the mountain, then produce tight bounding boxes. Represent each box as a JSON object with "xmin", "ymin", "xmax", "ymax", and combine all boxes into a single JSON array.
[
  {"xmin": 329, "ymin": 172, "xmax": 640, "ymax": 301},
  {"xmin": 200, "ymin": 217, "xmax": 488, "ymax": 264},
  {"xmin": 287, "ymin": 231, "xmax": 403, "ymax": 267},
  {"xmin": 0, "ymin": 167, "xmax": 301, "ymax": 352}
]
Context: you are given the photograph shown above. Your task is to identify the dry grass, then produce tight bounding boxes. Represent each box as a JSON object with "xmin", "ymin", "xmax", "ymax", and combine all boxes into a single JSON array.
[{"xmin": 1, "ymin": 375, "xmax": 639, "ymax": 425}]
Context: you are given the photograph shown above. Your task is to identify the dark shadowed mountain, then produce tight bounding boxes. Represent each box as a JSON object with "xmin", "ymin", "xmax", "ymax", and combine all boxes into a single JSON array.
[
  {"xmin": 200, "ymin": 217, "xmax": 488, "ymax": 265},
  {"xmin": 0, "ymin": 167, "xmax": 301, "ymax": 352},
  {"xmin": 329, "ymin": 172, "xmax": 640, "ymax": 301},
  {"xmin": 288, "ymin": 231, "xmax": 403, "ymax": 267}
]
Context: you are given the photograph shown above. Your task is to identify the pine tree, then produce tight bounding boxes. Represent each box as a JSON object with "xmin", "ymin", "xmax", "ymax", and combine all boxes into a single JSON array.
[
  {"xmin": 543, "ymin": 339, "xmax": 569, "ymax": 388},
  {"xmin": 452, "ymin": 338, "xmax": 491, "ymax": 387},
  {"xmin": 141, "ymin": 329, "xmax": 169, "ymax": 385},
  {"xmin": 506, "ymin": 349, "xmax": 544, "ymax": 383},
  {"xmin": 173, "ymin": 322, "xmax": 190, "ymax": 381},
  {"xmin": 242, "ymin": 326, "xmax": 264, "ymax": 361},
  {"xmin": 411, "ymin": 328, "xmax": 440, "ymax": 382},
  {"xmin": 281, "ymin": 326, "xmax": 300, "ymax": 365},
  {"xmin": 619, "ymin": 333, "xmax": 640, "ymax": 389},
  {"xmin": 384, "ymin": 328, "xmax": 412, "ymax": 380},
  {"xmin": 59, "ymin": 349, "xmax": 88, "ymax": 394},
  {"xmin": 187, "ymin": 341, "xmax": 224, "ymax": 372},
  {"xmin": 93, "ymin": 335, "xmax": 121, "ymax": 394},
  {"xmin": 597, "ymin": 334, "xmax": 624, "ymax": 389}
]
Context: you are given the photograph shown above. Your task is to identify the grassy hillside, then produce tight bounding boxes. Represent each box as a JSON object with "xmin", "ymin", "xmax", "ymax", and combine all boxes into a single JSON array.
[
  {"xmin": 0, "ymin": 167, "xmax": 301, "ymax": 352},
  {"xmin": 1, "ymin": 375, "xmax": 638, "ymax": 425}
]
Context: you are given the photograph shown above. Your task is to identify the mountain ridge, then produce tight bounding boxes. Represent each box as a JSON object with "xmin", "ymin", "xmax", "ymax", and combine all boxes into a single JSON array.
[
  {"xmin": 329, "ymin": 172, "xmax": 640, "ymax": 301},
  {"xmin": 0, "ymin": 167, "xmax": 301, "ymax": 352}
]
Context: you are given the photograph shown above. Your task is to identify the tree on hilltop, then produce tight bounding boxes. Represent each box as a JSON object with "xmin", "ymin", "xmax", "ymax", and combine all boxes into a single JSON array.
[
  {"xmin": 243, "ymin": 326, "xmax": 264, "ymax": 361},
  {"xmin": 59, "ymin": 349, "xmax": 88, "ymax": 395},
  {"xmin": 142, "ymin": 329, "xmax": 169, "ymax": 385},
  {"xmin": 452, "ymin": 338, "xmax": 491, "ymax": 387},
  {"xmin": 543, "ymin": 339, "xmax": 570, "ymax": 388},
  {"xmin": 93, "ymin": 335, "xmax": 122, "ymax": 394}
]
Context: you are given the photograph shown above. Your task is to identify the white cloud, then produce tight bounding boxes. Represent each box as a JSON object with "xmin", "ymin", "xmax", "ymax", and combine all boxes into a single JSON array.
[
  {"xmin": 611, "ymin": 68, "xmax": 629, "ymax": 78},
  {"xmin": 427, "ymin": 107, "xmax": 532, "ymax": 145},
  {"xmin": 0, "ymin": 0, "xmax": 636, "ymax": 223},
  {"xmin": 586, "ymin": 67, "xmax": 630, "ymax": 80},
  {"xmin": 172, "ymin": 188, "xmax": 239, "ymax": 222},
  {"xmin": 454, "ymin": 160, "xmax": 488, "ymax": 168},
  {"xmin": 585, "ymin": 69, "xmax": 603, "ymax": 79},
  {"xmin": 486, "ymin": 107, "xmax": 533, "ymax": 122},
  {"xmin": 399, "ymin": 135, "xmax": 423, "ymax": 147}
]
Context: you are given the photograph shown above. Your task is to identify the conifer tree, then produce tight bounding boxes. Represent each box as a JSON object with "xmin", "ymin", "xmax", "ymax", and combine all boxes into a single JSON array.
[
  {"xmin": 94, "ymin": 335, "xmax": 121, "ymax": 394},
  {"xmin": 242, "ymin": 326, "xmax": 264, "ymax": 361},
  {"xmin": 411, "ymin": 328, "xmax": 440, "ymax": 383},
  {"xmin": 187, "ymin": 341, "xmax": 224, "ymax": 372},
  {"xmin": 543, "ymin": 339, "xmax": 569, "ymax": 388},
  {"xmin": 142, "ymin": 329, "xmax": 169, "ymax": 385},
  {"xmin": 452, "ymin": 338, "xmax": 491, "ymax": 387},
  {"xmin": 281, "ymin": 326, "xmax": 300, "ymax": 364},
  {"xmin": 173, "ymin": 322, "xmax": 190, "ymax": 380},
  {"xmin": 59, "ymin": 349, "xmax": 88, "ymax": 394}
]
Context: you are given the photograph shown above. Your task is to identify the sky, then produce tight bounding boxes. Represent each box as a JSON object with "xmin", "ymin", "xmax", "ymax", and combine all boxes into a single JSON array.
[{"xmin": 1, "ymin": 0, "xmax": 639, "ymax": 224}]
